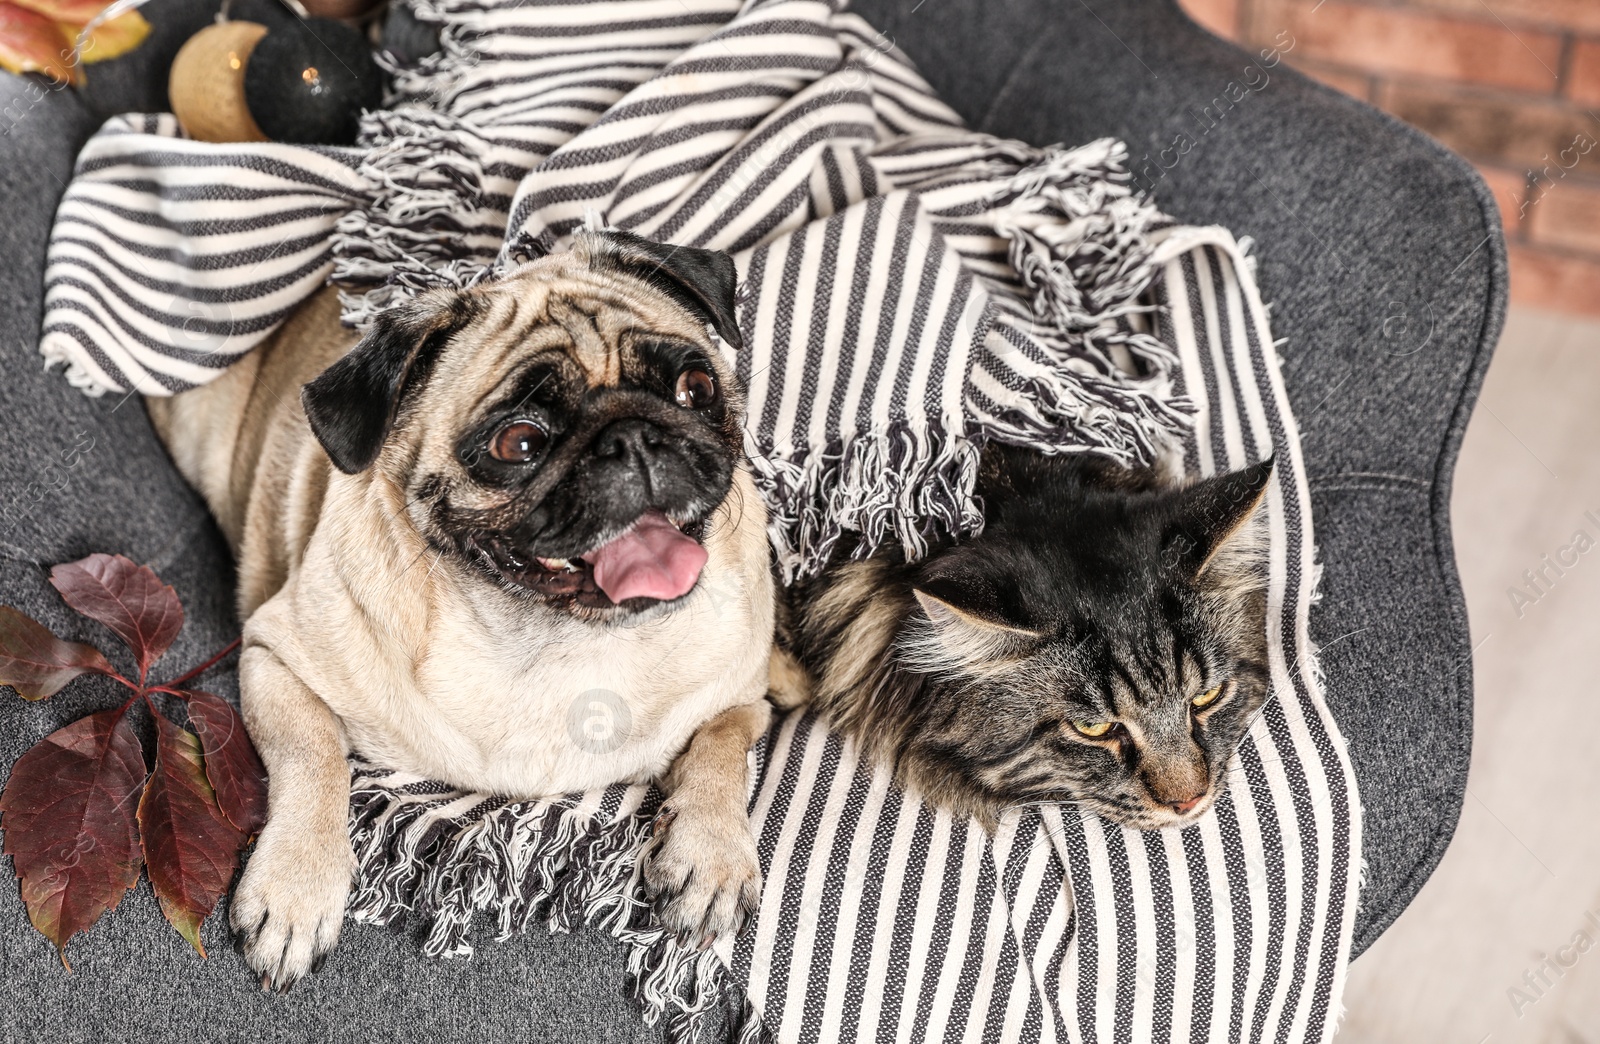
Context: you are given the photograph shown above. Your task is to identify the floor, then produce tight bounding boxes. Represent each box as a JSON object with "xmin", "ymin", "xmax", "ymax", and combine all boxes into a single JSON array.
[{"xmin": 1337, "ymin": 306, "xmax": 1600, "ymax": 1043}]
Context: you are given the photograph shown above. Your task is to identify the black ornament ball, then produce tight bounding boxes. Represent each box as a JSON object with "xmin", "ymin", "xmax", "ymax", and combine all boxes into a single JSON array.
[
  {"xmin": 243, "ymin": 18, "xmax": 383, "ymax": 146},
  {"xmin": 381, "ymin": 3, "xmax": 442, "ymax": 66}
]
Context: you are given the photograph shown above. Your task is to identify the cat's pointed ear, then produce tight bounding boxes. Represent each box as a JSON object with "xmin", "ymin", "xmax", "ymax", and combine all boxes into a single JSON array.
[
  {"xmin": 905, "ymin": 580, "xmax": 1043, "ymax": 673},
  {"xmin": 1165, "ymin": 457, "xmax": 1275, "ymax": 578}
]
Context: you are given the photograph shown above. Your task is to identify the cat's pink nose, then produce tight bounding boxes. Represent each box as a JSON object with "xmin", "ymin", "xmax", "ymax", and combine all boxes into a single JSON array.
[{"xmin": 1170, "ymin": 793, "xmax": 1205, "ymax": 815}]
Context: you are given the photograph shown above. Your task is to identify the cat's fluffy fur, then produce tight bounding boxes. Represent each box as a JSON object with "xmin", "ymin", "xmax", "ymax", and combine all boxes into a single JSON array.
[{"xmin": 774, "ymin": 445, "xmax": 1275, "ymax": 830}]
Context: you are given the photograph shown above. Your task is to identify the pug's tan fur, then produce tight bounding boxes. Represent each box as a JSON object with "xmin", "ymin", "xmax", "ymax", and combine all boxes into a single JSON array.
[{"xmin": 147, "ymin": 253, "xmax": 774, "ymax": 989}]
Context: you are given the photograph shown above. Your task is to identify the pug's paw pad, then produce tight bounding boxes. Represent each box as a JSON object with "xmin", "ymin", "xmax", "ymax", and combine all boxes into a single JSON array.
[
  {"xmin": 643, "ymin": 804, "xmax": 761, "ymax": 947},
  {"xmin": 230, "ymin": 822, "xmax": 354, "ymax": 992}
]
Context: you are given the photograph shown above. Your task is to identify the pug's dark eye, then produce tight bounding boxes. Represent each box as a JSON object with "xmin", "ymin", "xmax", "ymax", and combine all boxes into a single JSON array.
[
  {"xmin": 488, "ymin": 420, "xmax": 547, "ymax": 463},
  {"xmin": 675, "ymin": 368, "xmax": 717, "ymax": 410}
]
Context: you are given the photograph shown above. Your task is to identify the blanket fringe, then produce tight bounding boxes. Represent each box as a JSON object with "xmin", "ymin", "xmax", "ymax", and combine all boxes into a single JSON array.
[
  {"xmin": 331, "ymin": 108, "xmax": 495, "ymax": 326},
  {"xmin": 751, "ymin": 418, "xmax": 983, "ymax": 583},
  {"xmin": 345, "ymin": 771, "xmax": 769, "ymax": 1043},
  {"xmin": 984, "ymin": 138, "xmax": 1165, "ymax": 341},
  {"xmin": 954, "ymin": 136, "xmax": 1191, "ymax": 470},
  {"xmin": 974, "ymin": 343, "xmax": 1190, "ymax": 463},
  {"xmin": 334, "ymin": 0, "xmax": 496, "ymax": 326},
  {"xmin": 41, "ymin": 351, "xmax": 114, "ymax": 397}
]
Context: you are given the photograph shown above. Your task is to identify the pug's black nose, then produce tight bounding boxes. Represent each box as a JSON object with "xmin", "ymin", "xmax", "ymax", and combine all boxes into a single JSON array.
[{"xmin": 593, "ymin": 418, "xmax": 665, "ymax": 462}]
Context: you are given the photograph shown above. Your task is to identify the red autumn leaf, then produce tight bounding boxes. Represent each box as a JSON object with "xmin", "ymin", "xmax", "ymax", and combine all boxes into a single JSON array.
[
  {"xmin": 0, "ymin": 1, "xmax": 77, "ymax": 86},
  {"xmin": 0, "ymin": 605, "xmax": 116, "ymax": 701},
  {"xmin": 0, "ymin": 707, "xmax": 145, "ymax": 964},
  {"xmin": 138, "ymin": 713, "xmax": 245, "ymax": 956},
  {"xmin": 6, "ymin": 0, "xmax": 106, "ymax": 27},
  {"xmin": 183, "ymin": 690, "xmax": 267, "ymax": 837},
  {"xmin": 50, "ymin": 554, "xmax": 183, "ymax": 682}
]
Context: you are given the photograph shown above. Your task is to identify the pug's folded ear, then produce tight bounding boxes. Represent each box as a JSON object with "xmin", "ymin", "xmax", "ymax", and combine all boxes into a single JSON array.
[
  {"xmin": 577, "ymin": 229, "xmax": 743, "ymax": 350},
  {"xmin": 302, "ymin": 292, "xmax": 474, "ymax": 475}
]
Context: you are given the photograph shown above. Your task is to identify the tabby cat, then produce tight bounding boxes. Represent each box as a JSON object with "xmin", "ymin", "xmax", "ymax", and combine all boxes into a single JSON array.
[{"xmin": 774, "ymin": 445, "xmax": 1275, "ymax": 830}]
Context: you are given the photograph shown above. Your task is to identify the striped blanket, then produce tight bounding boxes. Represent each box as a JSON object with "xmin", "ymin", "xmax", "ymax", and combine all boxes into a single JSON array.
[
  {"xmin": 341, "ymin": 230, "xmax": 1360, "ymax": 1044},
  {"xmin": 38, "ymin": 0, "xmax": 1361, "ymax": 1041},
  {"xmin": 42, "ymin": 0, "xmax": 1190, "ymax": 579}
]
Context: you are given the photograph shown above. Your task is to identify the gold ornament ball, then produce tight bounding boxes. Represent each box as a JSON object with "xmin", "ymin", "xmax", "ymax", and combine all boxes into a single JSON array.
[{"xmin": 168, "ymin": 21, "xmax": 271, "ymax": 144}]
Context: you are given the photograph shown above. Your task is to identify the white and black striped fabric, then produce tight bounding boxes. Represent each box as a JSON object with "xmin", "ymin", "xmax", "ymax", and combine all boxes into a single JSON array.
[
  {"xmin": 39, "ymin": 1, "xmax": 1361, "ymax": 1040},
  {"xmin": 339, "ymin": 228, "xmax": 1360, "ymax": 1044},
  {"xmin": 41, "ymin": 0, "xmax": 1189, "ymax": 579}
]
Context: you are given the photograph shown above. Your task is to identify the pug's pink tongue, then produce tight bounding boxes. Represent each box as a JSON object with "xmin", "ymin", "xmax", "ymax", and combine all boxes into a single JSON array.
[{"xmin": 583, "ymin": 511, "xmax": 708, "ymax": 603}]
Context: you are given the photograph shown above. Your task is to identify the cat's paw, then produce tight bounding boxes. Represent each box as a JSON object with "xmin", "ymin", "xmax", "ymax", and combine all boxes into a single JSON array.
[
  {"xmin": 642, "ymin": 803, "xmax": 761, "ymax": 948},
  {"xmin": 230, "ymin": 819, "xmax": 354, "ymax": 992}
]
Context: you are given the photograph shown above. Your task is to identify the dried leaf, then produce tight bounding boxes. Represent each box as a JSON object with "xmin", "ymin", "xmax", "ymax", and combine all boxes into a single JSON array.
[
  {"xmin": 0, "ymin": 2, "xmax": 76, "ymax": 85},
  {"xmin": 67, "ymin": 8, "xmax": 146, "ymax": 65},
  {"xmin": 6, "ymin": 0, "xmax": 102, "ymax": 27},
  {"xmin": 138, "ymin": 714, "xmax": 245, "ymax": 956},
  {"xmin": 50, "ymin": 554, "xmax": 183, "ymax": 681},
  {"xmin": 0, "ymin": 605, "xmax": 115, "ymax": 700},
  {"xmin": 0, "ymin": 707, "xmax": 145, "ymax": 962},
  {"xmin": 183, "ymin": 691, "xmax": 267, "ymax": 836}
]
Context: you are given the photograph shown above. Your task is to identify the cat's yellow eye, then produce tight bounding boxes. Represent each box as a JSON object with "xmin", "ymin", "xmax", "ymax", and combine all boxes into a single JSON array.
[
  {"xmin": 1072, "ymin": 720, "xmax": 1115, "ymax": 738},
  {"xmin": 1192, "ymin": 685, "xmax": 1223, "ymax": 709}
]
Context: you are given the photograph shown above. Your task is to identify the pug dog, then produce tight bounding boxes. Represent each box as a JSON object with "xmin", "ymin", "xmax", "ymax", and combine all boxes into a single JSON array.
[{"xmin": 145, "ymin": 230, "xmax": 775, "ymax": 990}]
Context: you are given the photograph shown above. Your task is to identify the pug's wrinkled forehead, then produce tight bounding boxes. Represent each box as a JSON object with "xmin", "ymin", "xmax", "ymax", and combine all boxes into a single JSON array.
[
  {"xmin": 569, "ymin": 229, "xmax": 742, "ymax": 351},
  {"xmin": 301, "ymin": 230, "xmax": 743, "ymax": 476},
  {"xmin": 473, "ymin": 239, "xmax": 738, "ymax": 388}
]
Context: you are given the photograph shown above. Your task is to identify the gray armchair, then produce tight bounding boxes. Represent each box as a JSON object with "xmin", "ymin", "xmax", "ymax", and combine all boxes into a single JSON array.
[{"xmin": 0, "ymin": 0, "xmax": 1502, "ymax": 1038}]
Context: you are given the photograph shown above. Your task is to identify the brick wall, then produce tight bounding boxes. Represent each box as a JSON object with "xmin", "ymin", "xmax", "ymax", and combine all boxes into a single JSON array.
[{"xmin": 1179, "ymin": 0, "xmax": 1600, "ymax": 316}]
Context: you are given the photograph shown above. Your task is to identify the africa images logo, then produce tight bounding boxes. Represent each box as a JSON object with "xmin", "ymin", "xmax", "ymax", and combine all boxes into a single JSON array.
[
  {"xmin": 566, "ymin": 689, "xmax": 633, "ymax": 756},
  {"xmin": 1505, "ymin": 510, "xmax": 1600, "ymax": 619}
]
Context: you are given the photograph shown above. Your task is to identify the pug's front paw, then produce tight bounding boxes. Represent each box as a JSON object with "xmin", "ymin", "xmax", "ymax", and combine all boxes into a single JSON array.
[
  {"xmin": 642, "ymin": 802, "xmax": 761, "ymax": 948},
  {"xmin": 230, "ymin": 819, "xmax": 354, "ymax": 992}
]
